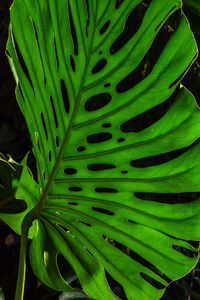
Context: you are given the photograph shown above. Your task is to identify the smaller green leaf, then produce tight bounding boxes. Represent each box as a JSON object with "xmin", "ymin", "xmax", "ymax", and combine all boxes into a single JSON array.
[
  {"xmin": 0, "ymin": 152, "xmax": 39, "ymax": 237},
  {"xmin": 0, "ymin": 153, "xmax": 25, "ymax": 213}
]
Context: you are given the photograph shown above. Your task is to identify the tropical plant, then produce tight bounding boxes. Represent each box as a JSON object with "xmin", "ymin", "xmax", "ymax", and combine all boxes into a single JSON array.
[{"xmin": 2, "ymin": 0, "xmax": 200, "ymax": 299}]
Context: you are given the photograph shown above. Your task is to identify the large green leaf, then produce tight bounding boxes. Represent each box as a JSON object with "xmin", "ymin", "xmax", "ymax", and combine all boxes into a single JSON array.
[{"xmin": 6, "ymin": 0, "xmax": 200, "ymax": 299}]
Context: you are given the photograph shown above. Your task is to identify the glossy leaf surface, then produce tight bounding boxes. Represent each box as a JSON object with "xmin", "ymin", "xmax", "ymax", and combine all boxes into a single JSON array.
[{"xmin": 7, "ymin": 0, "xmax": 200, "ymax": 299}]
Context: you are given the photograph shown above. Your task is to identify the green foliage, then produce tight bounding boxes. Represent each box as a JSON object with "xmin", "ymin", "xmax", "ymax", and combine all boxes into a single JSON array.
[{"xmin": 3, "ymin": 0, "xmax": 200, "ymax": 299}]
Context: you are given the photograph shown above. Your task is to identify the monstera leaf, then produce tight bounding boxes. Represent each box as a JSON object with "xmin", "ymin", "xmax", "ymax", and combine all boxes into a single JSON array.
[{"xmin": 6, "ymin": 0, "xmax": 200, "ymax": 299}]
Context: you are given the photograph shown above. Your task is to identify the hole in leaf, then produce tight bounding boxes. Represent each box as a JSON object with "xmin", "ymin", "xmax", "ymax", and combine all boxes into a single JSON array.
[
  {"xmin": 85, "ymin": 0, "xmax": 90, "ymax": 37},
  {"xmin": 140, "ymin": 272, "xmax": 166, "ymax": 290},
  {"xmin": 87, "ymin": 163, "xmax": 116, "ymax": 171},
  {"xmin": 130, "ymin": 140, "xmax": 198, "ymax": 168},
  {"xmin": 110, "ymin": 2, "xmax": 149, "ymax": 54},
  {"xmin": 86, "ymin": 132, "xmax": 112, "ymax": 144},
  {"xmin": 84, "ymin": 93, "xmax": 111, "ymax": 112},
  {"xmin": 102, "ymin": 234, "xmax": 111, "ymax": 241},
  {"xmin": 56, "ymin": 136, "xmax": 59, "ymax": 147},
  {"xmin": 104, "ymin": 83, "xmax": 111, "ymax": 88},
  {"xmin": 60, "ymin": 79, "xmax": 70, "ymax": 114},
  {"xmin": 116, "ymin": 9, "xmax": 181, "ymax": 93},
  {"xmin": 70, "ymin": 55, "xmax": 75, "ymax": 72},
  {"xmin": 13, "ymin": 34, "xmax": 35, "ymax": 94},
  {"xmin": 77, "ymin": 220, "xmax": 92, "ymax": 227},
  {"xmin": 115, "ymin": 0, "xmax": 125, "ymax": 10},
  {"xmin": 102, "ymin": 123, "xmax": 112, "ymax": 128},
  {"xmin": 57, "ymin": 224, "xmax": 70, "ymax": 232},
  {"xmin": 68, "ymin": 0, "xmax": 78, "ymax": 55},
  {"xmin": 187, "ymin": 241, "xmax": 199, "ymax": 248},
  {"xmin": 121, "ymin": 170, "xmax": 128, "ymax": 174},
  {"xmin": 41, "ymin": 112, "xmax": 48, "ymax": 140},
  {"xmin": 117, "ymin": 138, "xmax": 125, "ymax": 143},
  {"xmin": 99, "ymin": 20, "xmax": 110, "ymax": 35},
  {"xmin": 134, "ymin": 192, "xmax": 200, "ymax": 204},
  {"xmin": 95, "ymin": 187, "xmax": 118, "ymax": 193},
  {"xmin": 92, "ymin": 59, "xmax": 107, "ymax": 74},
  {"xmin": 68, "ymin": 187, "xmax": 82, "ymax": 192},
  {"xmin": 50, "ymin": 95, "xmax": 58, "ymax": 128},
  {"xmin": 120, "ymin": 87, "xmax": 179, "ymax": 132},
  {"xmin": 57, "ymin": 224, "xmax": 76, "ymax": 238},
  {"xmin": 53, "ymin": 35, "xmax": 59, "ymax": 68},
  {"xmin": 127, "ymin": 219, "xmax": 137, "ymax": 223},
  {"xmin": 55, "ymin": 211, "xmax": 63, "ymax": 215},
  {"xmin": 92, "ymin": 207, "xmax": 115, "ymax": 215},
  {"xmin": 68, "ymin": 202, "xmax": 78, "ymax": 205},
  {"xmin": 172, "ymin": 245, "xmax": 198, "ymax": 258},
  {"xmin": 105, "ymin": 271, "xmax": 127, "ymax": 299},
  {"xmin": 43, "ymin": 171, "xmax": 46, "ymax": 180},
  {"xmin": 77, "ymin": 146, "xmax": 86, "ymax": 152},
  {"xmin": 64, "ymin": 168, "xmax": 77, "ymax": 175},
  {"xmin": 48, "ymin": 150, "xmax": 52, "ymax": 162},
  {"xmin": 85, "ymin": 21, "xmax": 89, "ymax": 38},
  {"xmin": 99, "ymin": 51, "xmax": 102, "ymax": 55}
]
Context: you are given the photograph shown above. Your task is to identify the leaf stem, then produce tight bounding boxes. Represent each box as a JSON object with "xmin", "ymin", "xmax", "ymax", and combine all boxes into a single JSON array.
[
  {"xmin": 14, "ymin": 209, "xmax": 38, "ymax": 300},
  {"xmin": 14, "ymin": 225, "xmax": 28, "ymax": 300}
]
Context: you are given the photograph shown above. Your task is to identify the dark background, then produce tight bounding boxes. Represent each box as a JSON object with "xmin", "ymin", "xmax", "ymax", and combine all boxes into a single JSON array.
[{"xmin": 0, "ymin": 1, "xmax": 200, "ymax": 299}]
